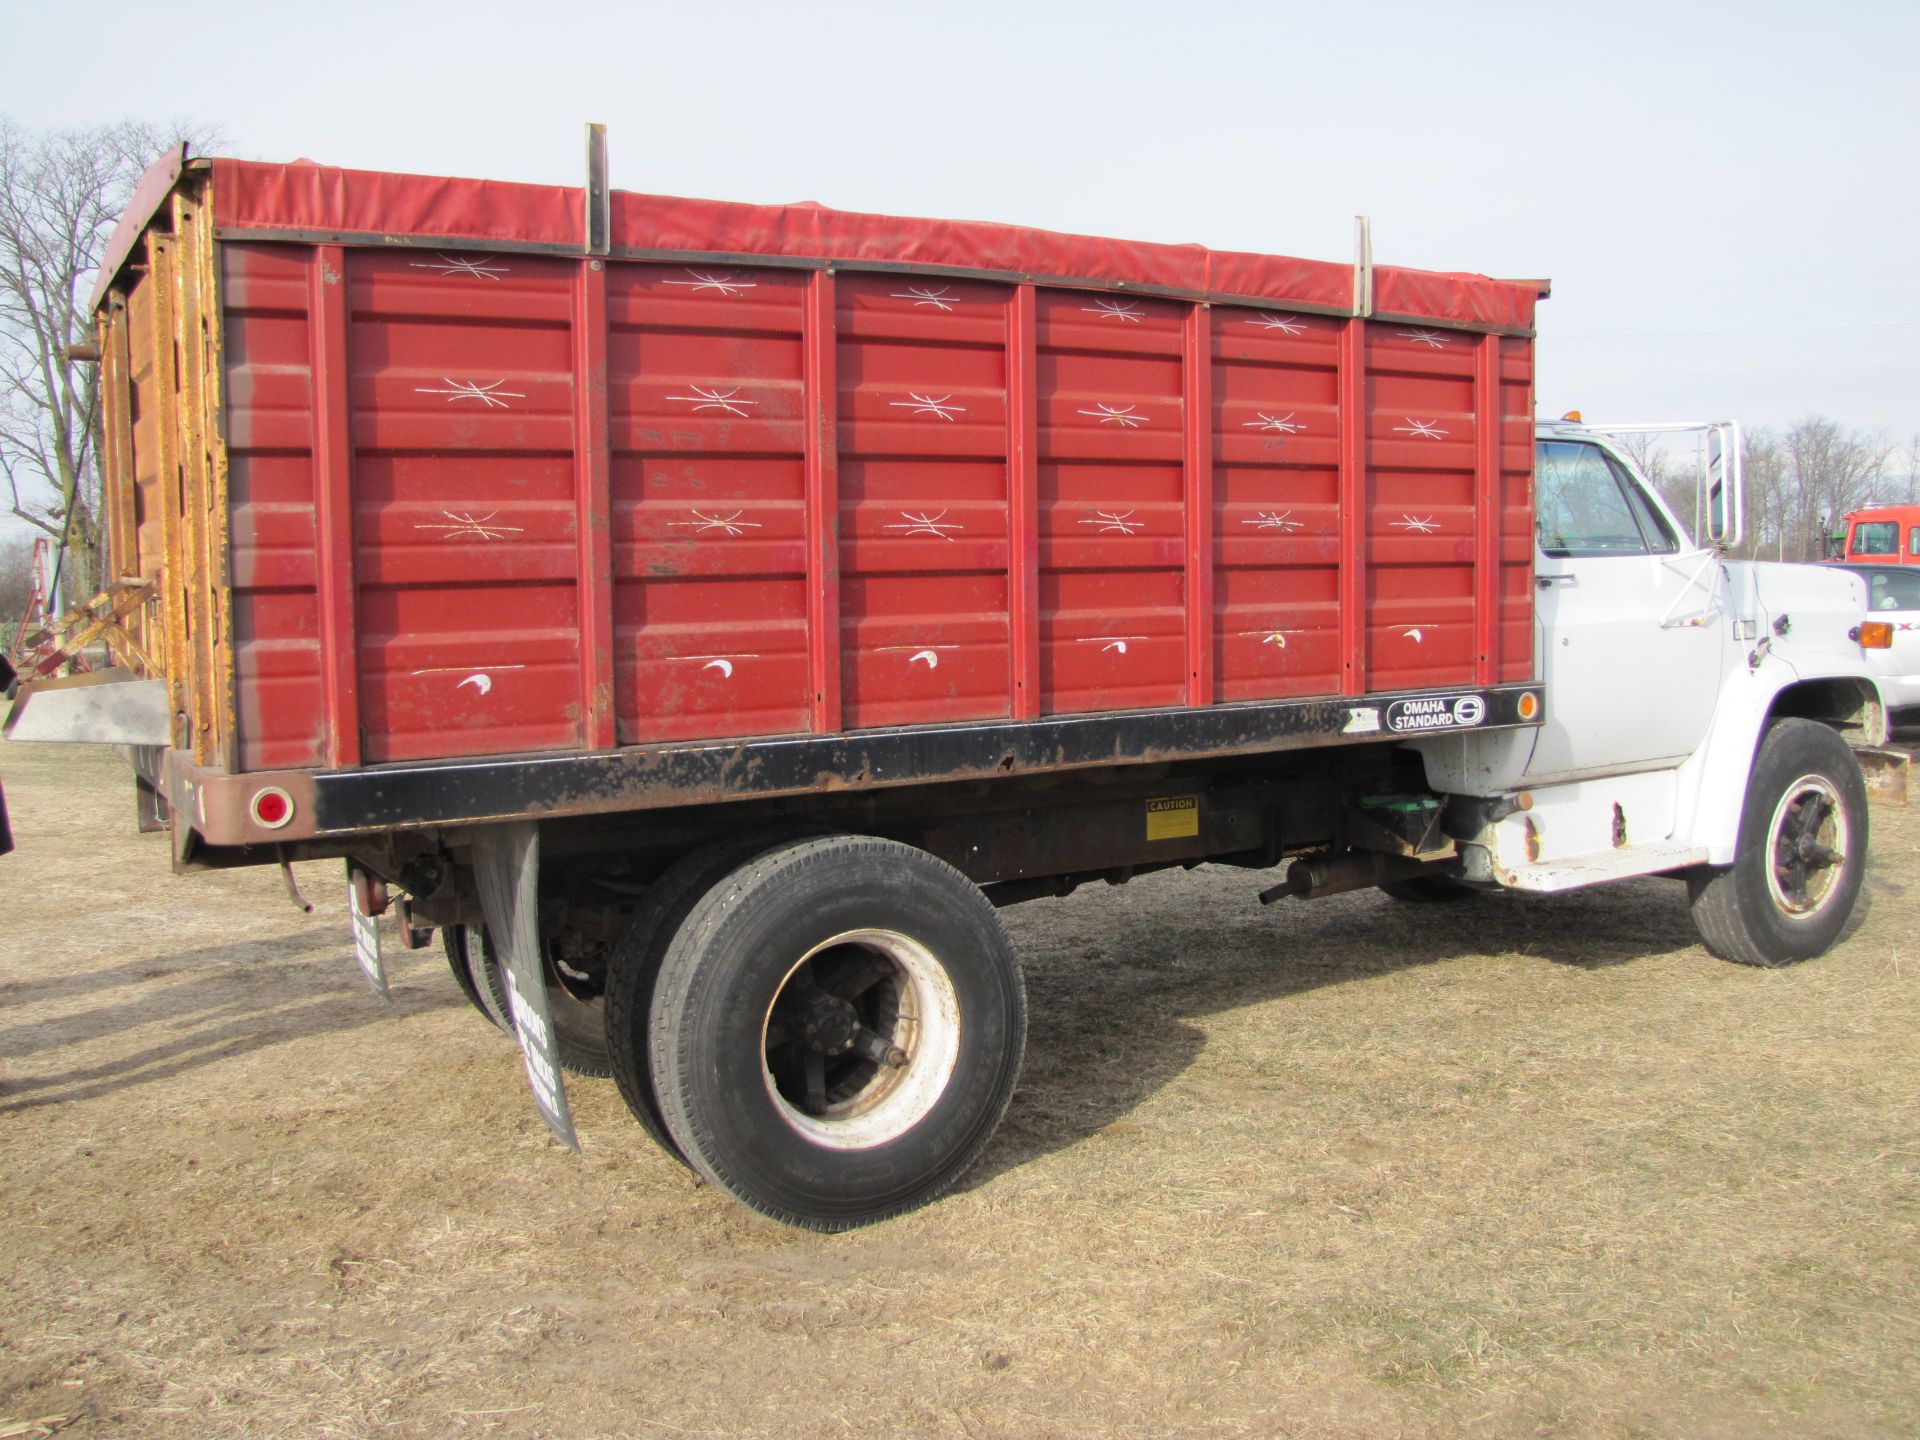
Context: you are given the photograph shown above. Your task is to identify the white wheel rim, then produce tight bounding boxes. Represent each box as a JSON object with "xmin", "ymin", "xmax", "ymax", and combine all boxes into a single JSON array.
[
  {"xmin": 760, "ymin": 928, "xmax": 962, "ymax": 1150},
  {"xmin": 1764, "ymin": 773, "xmax": 1847, "ymax": 920}
]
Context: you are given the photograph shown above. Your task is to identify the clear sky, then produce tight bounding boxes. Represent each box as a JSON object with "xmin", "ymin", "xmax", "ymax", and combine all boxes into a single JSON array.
[{"xmin": 3, "ymin": 0, "xmax": 1916, "ymax": 476}]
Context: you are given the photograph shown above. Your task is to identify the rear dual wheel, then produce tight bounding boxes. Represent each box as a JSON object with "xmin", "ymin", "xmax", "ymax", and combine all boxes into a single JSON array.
[
  {"xmin": 441, "ymin": 923, "xmax": 613, "ymax": 1078},
  {"xmin": 609, "ymin": 835, "xmax": 1026, "ymax": 1230}
]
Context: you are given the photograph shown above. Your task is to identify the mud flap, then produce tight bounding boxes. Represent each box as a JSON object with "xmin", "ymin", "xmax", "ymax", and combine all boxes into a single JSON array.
[
  {"xmin": 347, "ymin": 866, "xmax": 391, "ymax": 999},
  {"xmin": 470, "ymin": 821, "xmax": 580, "ymax": 1152}
]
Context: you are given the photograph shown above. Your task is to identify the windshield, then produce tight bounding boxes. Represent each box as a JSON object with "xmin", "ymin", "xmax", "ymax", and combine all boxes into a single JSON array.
[
  {"xmin": 1535, "ymin": 440, "xmax": 1681, "ymax": 556},
  {"xmin": 1852, "ymin": 521, "xmax": 1899, "ymax": 556}
]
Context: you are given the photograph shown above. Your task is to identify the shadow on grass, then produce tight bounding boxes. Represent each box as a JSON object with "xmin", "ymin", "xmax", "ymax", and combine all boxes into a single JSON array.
[
  {"xmin": 961, "ymin": 865, "xmax": 1802, "ymax": 1187},
  {"xmin": 0, "ymin": 937, "xmax": 465, "ymax": 1115}
]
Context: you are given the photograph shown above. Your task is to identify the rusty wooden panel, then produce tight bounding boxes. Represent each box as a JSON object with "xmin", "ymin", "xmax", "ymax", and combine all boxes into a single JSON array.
[
  {"xmin": 170, "ymin": 185, "xmax": 226, "ymax": 767},
  {"xmin": 187, "ymin": 178, "xmax": 238, "ymax": 771},
  {"xmin": 145, "ymin": 233, "xmax": 191, "ymax": 750},
  {"xmin": 99, "ymin": 300, "xmax": 142, "ymax": 655}
]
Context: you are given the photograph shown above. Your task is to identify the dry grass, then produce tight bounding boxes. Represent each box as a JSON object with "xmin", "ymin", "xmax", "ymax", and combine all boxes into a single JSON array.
[{"xmin": 1, "ymin": 737, "xmax": 1917, "ymax": 1439}]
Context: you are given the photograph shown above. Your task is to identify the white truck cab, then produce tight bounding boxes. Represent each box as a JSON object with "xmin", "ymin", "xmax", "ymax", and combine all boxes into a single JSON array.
[{"xmin": 1414, "ymin": 419, "xmax": 1901, "ymax": 968}]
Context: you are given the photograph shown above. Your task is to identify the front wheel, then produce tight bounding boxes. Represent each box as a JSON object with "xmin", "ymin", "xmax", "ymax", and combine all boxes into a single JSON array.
[
  {"xmin": 1687, "ymin": 718, "xmax": 1869, "ymax": 967},
  {"xmin": 645, "ymin": 836, "xmax": 1026, "ymax": 1230}
]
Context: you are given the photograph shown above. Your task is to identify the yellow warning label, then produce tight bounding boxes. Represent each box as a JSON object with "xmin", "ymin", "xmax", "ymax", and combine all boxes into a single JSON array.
[{"xmin": 1146, "ymin": 795, "xmax": 1200, "ymax": 841}]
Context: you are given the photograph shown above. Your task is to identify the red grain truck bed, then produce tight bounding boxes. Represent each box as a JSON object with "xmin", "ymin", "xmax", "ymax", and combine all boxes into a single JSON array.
[{"xmin": 88, "ymin": 151, "xmax": 1540, "ymax": 847}]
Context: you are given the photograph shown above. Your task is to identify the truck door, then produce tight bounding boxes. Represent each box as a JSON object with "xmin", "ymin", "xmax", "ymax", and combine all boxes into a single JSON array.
[{"xmin": 1525, "ymin": 438, "xmax": 1727, "ymax": 780}]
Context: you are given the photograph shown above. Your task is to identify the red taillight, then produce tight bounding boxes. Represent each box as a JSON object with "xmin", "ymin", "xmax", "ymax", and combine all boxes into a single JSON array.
[{"xmin": 250, "ymin": 787, "xmax": 294, "ymax": 829}]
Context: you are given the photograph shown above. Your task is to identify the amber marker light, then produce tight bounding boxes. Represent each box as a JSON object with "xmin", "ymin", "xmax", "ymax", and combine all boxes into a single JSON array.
[
  {"xmin": 250, "ymin": 786, "xmax": 295, "ymax": 829},
  {"xmin": 1855, "ymin": 621, "xmax": 1894, "ymax": 649},
  {"xmin": 1560, "ymin": 410, "xmax": 1582, "ymax": 422},
  {"xmin": 1516, "ymin": 691, "xmax": 1541, "ymax": 720}
]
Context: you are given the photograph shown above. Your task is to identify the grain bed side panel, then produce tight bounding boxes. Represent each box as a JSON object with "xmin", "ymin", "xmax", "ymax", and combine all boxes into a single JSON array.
[
  {"xmin": 346, "ymin": 250, "xmax": 583, "ymax": 762},
  {"xmin": 1363, "ymin": 325, "xmax": 1480, "ymax": 692},
  {"xmin": 838, "ymin": 272, "xmax": 1012, "ymax": 727},
  {"xmin": 606, "ymin": 262, "xmax": 812, "ymax": 744},
  {"xmin": 1211, "ymin": 306, "xmax": 1344, "ymax": 701},
  {"xmin": 215, "ymin": 244, "xmax": 1538, "ymax": 772},
  {"xmin": 1499, "ymin": 336, "xmax": 1536, "ymax": 682},
  {"xmin": 222, "ymin": 242, "xmax": 327, "ymax": 769},
  {"xmin": 1035, "ymin": 289, "xmax": 1188, "ymax": 714}
]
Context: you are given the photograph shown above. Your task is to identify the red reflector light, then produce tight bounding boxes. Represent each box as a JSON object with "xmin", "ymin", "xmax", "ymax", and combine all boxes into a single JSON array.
[{"xmin": 250, "ymin": 787, "xmax": 294, "ymax": 828}]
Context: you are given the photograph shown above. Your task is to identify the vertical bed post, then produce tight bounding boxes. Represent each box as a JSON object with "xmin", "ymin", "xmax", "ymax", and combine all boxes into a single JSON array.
[
  {"xmin": 309, "ymin": 245, "xmax": 361, "ymax": 768},
  {"xmin": 804, "ymin": 269, "xmax": 842, "ymax": 734},
  {"xmin": 1183, "ymin": 304, "xmax": 1215, "ymax": 707},
  {"xmin": 1338, "ymin": 217, "xmax": 1373, "ymax": 695},
  {"xmin": 1008, "ymin": 284, "xmax": 1040, "ymax": 719},
  {"xmin": 1473, "ymin": 333, "xmax": 1502, "ymax": 685}
]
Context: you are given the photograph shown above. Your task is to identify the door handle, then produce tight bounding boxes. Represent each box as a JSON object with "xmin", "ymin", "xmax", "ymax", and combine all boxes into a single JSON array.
[{"xmin": 1536, "ymin": 572, "xmax": 1576, "ymax": 588}]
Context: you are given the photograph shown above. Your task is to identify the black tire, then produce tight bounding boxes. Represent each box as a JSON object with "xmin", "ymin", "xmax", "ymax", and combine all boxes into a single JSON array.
[
  {"xmin": 1378, "ymin": 875, "xmax": 1477, "ymax": 904},
  {"xmin": 1687, "ymin": 718, "xmax": 1868, "ymax": 967},
  {"xmin": 443, "ymin": 924, "xmax": 512, "ymax": 1033},
  {"xmin": 604, "ymin": 829, "xmax": 825, "ymax": 1165},
  {"xmin": 646, "ymin": 836, "xmax": 1027, "ymax": 1231},
  {"xmin": 449, "ymin": 922, "xmax": 614, "ymax": 1078},
  {"xmin": 477, "ymin": 926, "xmax": 614, "ymax": 1078}
]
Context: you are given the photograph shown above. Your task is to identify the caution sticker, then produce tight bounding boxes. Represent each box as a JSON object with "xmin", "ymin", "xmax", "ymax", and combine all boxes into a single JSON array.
[
  {"xmin": 1385, "ymin": 693, "xmax": 1488, "ymax": 734},
  {"xmin": 1146, "ymin": 795, "xmax": 1200, "ymax": 841}
]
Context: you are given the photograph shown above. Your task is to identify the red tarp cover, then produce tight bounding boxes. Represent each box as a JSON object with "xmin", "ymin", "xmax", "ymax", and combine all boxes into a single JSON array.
[{"xmin": 204, "ymin": 158, "xmax": 1537, "ymax": 333}]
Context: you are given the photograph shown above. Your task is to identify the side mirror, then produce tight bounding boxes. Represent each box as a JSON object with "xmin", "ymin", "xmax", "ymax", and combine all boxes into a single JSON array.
[{"xmin": 1702, "ymin": 422, "xmax": 1743, "ymax": 549}]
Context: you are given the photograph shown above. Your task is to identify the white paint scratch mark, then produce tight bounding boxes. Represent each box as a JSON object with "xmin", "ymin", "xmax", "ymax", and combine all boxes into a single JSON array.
[
  {"xmin": 667, "ymin": 385, "xmax": 756, "ymax": 418},
  {"xmin": 1079, "ymin": 509, "xmax": 1143, "ymax": 534},
  {"xmin": 1393, "ymin": 515, "xmax": 1441, "ymax": 534},
  {"xmin": 416, "ymin": 379, "xmax": 525, "ymax": 409},
  {"xmin": 409, "ymin": 253, "xmax": 509, "ymax": 280},
  {"xmin": 1079, "ymin": 403, "xmax": 1147, "ymax": 428},
  {"xmin": 1243, "ymin": 412, "xmax": 1305, "ymax": 434},
  {"xmin": 1402, "ymin": 627, "xmax": 1425, "ymax": 643},
  {"xmin": 663, "ymin": 269, "xmax": 757, "ymax": 297},
  {"xmin": 1237, "ymin": 628, "xmax": 1290, "ymax": 649},
  {"xmin": 892, "ymin": 285, "xmax": 956, "ymax": 311},
  {"xmin": 1245, "ymin": 511, "xmax": 1304, "ymax": 532},
  {"xmin": 876, "ymin": 644, "xmax": 960, "ymax": 669},
  {"xmin": 1080, "ymin": 635, "xmax": 1149, "ymax": 655},
  {"xmin": 1397, "ymin": 329, "xmax": 1450, "ymax": 348},
  {"xmin": 884, "ymin": 510, "xmax": 964, "ymax": 540},
  {"xmin": 670, "ymin": 510, "xmax": 762, "ymax": 537},
  {"xmin": 414, "ymin": 509, "xmax": 525, "ymax": 542},
  {"xmin": 1249, "ymin": 313, "xmax": 1307, "ymax": 334},
  {"xmin": 890, "ymin": 393, "xmax": 967, "ymax": 421},
  {"xmin": 1083, "ymin": 298, "xmax": 1145, "ymax": 323},
  {"xmin": 1393, "ymin": 418, "xmax": 1449, "ymax": 440},
  {"xmin": 687, "ymin": 654, "xmax": 759, "ymax": 679},
  {"xmin": 459, "ymin": 674, "xmax": 493, "ymax": 694}
]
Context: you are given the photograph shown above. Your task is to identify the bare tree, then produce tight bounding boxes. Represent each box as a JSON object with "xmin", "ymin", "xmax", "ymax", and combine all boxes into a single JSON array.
[
  {"xmin": 1781, "ymin": 417, "xmax": 1891, "ymax": 562},
  {"xmin": 0, "ymin": 529, "xmax": 33, "ymax": 632},
  {"xmin": 1613, "ymin": 431, "xmax": 1692, "ymax": 530},
  {"xmin": 0, "ymin": 116, "xmax": 219, "ymax": 606},
  {"xmin": 1737, "ymin": 428, "xmax": 1789, "ymax": 561}
]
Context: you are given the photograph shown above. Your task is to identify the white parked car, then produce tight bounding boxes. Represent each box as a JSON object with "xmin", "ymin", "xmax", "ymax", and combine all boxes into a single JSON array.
[{"xmin": 1822, "ymin": 563, "xmax": 1920, "ymax": 719}]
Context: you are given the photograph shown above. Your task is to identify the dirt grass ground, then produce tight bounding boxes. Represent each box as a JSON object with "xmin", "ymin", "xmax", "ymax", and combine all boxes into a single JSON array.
[{"xmin": 2, "ymin": 738, "xmax": 1917, "ymax": 1439}]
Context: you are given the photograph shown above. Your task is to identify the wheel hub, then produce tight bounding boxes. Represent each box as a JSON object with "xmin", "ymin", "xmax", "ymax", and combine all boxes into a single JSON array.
[
  {"xmin": 760, "ymin": 929, "xmax": 963, "ymax": 1149},
  {"xmin": 799, "ymin": 989, "xmax": 860, "ymax": 1056},
  {"xmin": 1766, "ymin": 775, "xmax": 1846, "ymax": 918}
]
